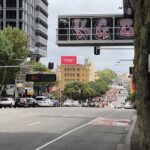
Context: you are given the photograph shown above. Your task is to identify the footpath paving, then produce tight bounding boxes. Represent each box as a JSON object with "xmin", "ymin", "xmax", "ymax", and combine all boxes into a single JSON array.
[{"xmin": 131, "ymin": 119, "xmax": 140, "ymax": 150}]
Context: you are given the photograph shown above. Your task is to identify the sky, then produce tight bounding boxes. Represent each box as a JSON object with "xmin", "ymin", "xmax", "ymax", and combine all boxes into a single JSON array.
[{"xmin": 41, "ymin": 0, "xmax": 134, "ymax": 74}]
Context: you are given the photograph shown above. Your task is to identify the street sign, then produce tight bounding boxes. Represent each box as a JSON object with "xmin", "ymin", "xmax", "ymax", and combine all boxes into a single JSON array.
[{"xmin": 26, "ymin": 74, "xmax": 56, "ymax": 82}]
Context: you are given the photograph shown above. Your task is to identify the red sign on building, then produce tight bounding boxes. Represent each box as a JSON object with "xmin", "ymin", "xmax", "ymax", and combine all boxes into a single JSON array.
[{"xmin": 61, "ymin": 56, "xmax": 77, "ymax": 65}]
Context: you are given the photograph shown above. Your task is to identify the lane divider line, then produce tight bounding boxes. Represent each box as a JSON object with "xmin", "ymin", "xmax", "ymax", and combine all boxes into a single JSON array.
[
  {"xmin": 35, "ymin": 118, "xmax": 98, "ymax": 150},
  {"xmin": 28, "ymin": 122, "xmax": 40, "ymax": 126}
]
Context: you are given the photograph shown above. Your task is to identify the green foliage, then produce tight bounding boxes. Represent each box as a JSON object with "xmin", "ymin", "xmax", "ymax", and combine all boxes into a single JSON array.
[
  {"xmin": 26, "ymin": 61, "xmax": 50, "ymax": 72},
  {"xmin": 0, "ymin": 27, "xmax": 28, "ymax": 84},
  {"xmin": 97, "ymin": 69, "xmax": 117, "ymax": 84},
  {"xmin": 63, "ymin": 79, "xmax": 109, "ymax": 101}
]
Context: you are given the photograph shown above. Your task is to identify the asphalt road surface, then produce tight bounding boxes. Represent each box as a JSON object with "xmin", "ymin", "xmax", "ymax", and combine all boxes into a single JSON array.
[{"xmin": 0, "ymin": 107, "xmax": 136, "ymax": 150}]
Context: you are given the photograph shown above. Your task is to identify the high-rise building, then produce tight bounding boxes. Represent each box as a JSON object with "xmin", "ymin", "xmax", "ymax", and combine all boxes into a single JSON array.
[{"xmin": 0, "ymin": 0, "xmax": 48, "ymax": 61}]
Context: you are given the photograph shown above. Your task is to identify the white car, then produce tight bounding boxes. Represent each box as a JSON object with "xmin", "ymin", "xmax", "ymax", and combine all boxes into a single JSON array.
[
  {"xmin": 125, "ymin": 102, "xmax": 133, "ymax": 109},
  {"xmin": 37, "ymin": 99, "xmax": 51, "ymax": 107},
  {"xmin": 108, "ymin": 103, "xmax": 115, "ymax": 108},
  {"xmin": 0, "ymin": 97, "xmax": 15, "ymax": 108},
  {"xmin": 35, "ymin": 96, "xmax": 51, "ymax": 107},
  {"xmin": 73, "ymin": 101, "xmax": 80, "ymax": 107},
  {"xmin": 62, "ymin": 100, "xmax": 74, "ymax": 107}
]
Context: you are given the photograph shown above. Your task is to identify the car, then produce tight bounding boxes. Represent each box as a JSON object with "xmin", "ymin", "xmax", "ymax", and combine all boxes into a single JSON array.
[
  {"xmin": 108, "ymin": 103, "xmax": 115, "ymax": 108},
  {"xmin": 15, "ymin": 98, "xmax": 29, "ymax": 107},
  {"xmin": 81, "ymin": 102, "xmax": 89, "ymax": 107},
  {"xmin": 26, "ymin": 97, "xmax": 38, "ymax": 107},
  {"xmin": 0, "ymin": 97, "xmax": 15, "ymax": 108},
  {"xmin": 125, "ymin": 102, "xmax": 133, "ymax": 109},
  {"xmin": 73, "ymin": 101, "xmax": 80, "ymax": 107},
  {"xmin": 89, "ymin": 101, "xmax": 95, "ymax": 107},
  {"xmin": 62, "ymin": 99, "xmax": 74, "ymax": 107}
]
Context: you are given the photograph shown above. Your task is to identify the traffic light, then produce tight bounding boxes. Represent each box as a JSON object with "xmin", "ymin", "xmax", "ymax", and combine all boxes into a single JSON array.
[
  {"xmin": 94, "ymin": 46, "xmax": 100, "ymax": 55},
  {"xmin": 48, "ymin": 62, "xmax": 54, "ymax": 69}
]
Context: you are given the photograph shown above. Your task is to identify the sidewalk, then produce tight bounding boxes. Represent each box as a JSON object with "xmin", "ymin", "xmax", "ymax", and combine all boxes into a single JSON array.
[{"xmin": 130, "ymin": 119, "xmax": 140, "ymax": 150}]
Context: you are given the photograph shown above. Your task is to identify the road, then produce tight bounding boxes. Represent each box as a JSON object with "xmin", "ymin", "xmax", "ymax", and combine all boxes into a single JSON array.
[{"xmin": 0, "ymin": 107, "xmax": 136, "ymax": 150}]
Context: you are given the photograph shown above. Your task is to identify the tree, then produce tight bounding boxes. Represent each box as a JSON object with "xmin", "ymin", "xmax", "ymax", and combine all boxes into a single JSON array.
[
  {"xmin": 64, "ymin": 82, "xmax": 84, "ymax": 101},
  {"xmin": 134, "ymin": 1, "xmax": 150, "ymax": 149},
  {"xmin": 97, "ymin": 69, "xmax": 117, "ymax": 84},
  {"xmin": 0, "ymin": 27, "xmax": 28, "ymax": 95}
]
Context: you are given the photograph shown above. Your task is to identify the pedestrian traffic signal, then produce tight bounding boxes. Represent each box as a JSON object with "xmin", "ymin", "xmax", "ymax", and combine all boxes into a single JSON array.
[
  {"xmin": 94, "ymin": 46, "xmax": 100, "ymax": 55},
  {"xmin": 48, "ymin": 62, "xmax": 54, "ymax": 69}
]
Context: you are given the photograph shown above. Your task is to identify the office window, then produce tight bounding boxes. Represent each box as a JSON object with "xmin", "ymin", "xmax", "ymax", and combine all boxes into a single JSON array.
[
  {"xmin": 19, "ymin": 22, "xmax": 22, "ymax": 29},
  {"xmin": 6, "ymin": 10, "xmax": 16, "ymax": 19},
  {"xmin": 6, "ymin": 22, "xmax": 16, "ymax": 27},
  {"xmin": 6, "ymin": 0, "xmax": 16, "ymax": 7},
  {"xmin": 19, "ymin": 0, "xmax": 23, "ymax": 7},
  {"xmin": 77, "ymin": 73, "xmax": 80, "ymax": 77},
  {"xmin": 0, "ymin": 0, "xmax": 3, "ymax": 7},
  {"xmin": 19, "ymin": 10, "xmax": 23, "ymax": 19}
]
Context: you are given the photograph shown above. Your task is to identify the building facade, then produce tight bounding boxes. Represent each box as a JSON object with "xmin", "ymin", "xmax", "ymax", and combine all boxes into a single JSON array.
[
  {"xmin": 0, "ymin": 0, "xmax": 48, "ymax": 60},
  {"xmin": 57, "ymin": 60, "xmax": 97, "ymax": 90}
]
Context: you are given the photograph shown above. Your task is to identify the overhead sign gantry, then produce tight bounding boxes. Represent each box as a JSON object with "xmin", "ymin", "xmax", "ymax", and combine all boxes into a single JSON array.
[{"xmin": 56, "ymin": 14, "xmax": 134, "ymax": 47}]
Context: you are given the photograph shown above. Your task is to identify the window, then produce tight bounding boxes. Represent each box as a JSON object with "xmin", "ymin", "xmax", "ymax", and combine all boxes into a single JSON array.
[
  {"xmin": 6, "ymin": 10, "xmax": 16, "ymax": 19},
  {"xmin": 19, "ymin": 0, "xmax": 23, "ymax": 8},
  {"xmin": 19, "ymin": 10, "xmax": 23, "ymax": 19},
  {"xmin": 77, "ymin": 68, "xmax": 80, "ymax": 71},
  {"xmin": 77, "ymin": 73, "xmax": 80, "ymax": 77},
  {"xmin": 6, "ymin": 22, "xmax": 16, "ymax": 27},
  {"xmin": 19, "ymin": 22, "xmax": 22, "ymax": 29},
  {"xmin": 0, "ymin": 0, "xmax": 3, "ymax": 7},
  {"xmin": 6, "ymin": 0, "xmax": 16, "ymax": 7}
]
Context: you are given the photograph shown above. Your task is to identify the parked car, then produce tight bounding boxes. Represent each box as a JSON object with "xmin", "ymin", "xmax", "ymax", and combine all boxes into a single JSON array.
[
  {"xmin": 73, "ymin": 101, "xmax": 80, "ymax": 107},
  {"xmin": 108, "ymin": 103, "xmax": 115, "ymax": 108},
  {"xmin": 89, "ymin": 101, "xmax": 95, "ymax": 107},
  {"xmin": 35, "ymin": 96, "xmax": 48, "ymax": 107},
  {"xmin": 26, "ymin": 98, "xmax": 38, "ymax": 107},
  {"xmin": 82, "ymin": 102, "xmax": 89, "ymax": 107},
  {"xmin": 0, "ymin": 97, "xmax": 15, "ymax": 108},
  {"xmin": 62, "ymin": 99, "xmax": 74, "ymax": 107},
  {"xmin": 37, "ymin": 99, "xmax": 51, "ymax": 107},
  {"xmin": 125, "ymin": 102, "xmax": 133, "ymax": 109},
  {"xmin": 15, "ymin": 98, "xmax": 29, "ymax": 107}
]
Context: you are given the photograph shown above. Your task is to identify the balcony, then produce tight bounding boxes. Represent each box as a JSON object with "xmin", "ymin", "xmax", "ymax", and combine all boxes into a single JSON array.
[
  {"xmin": 36, "ymin": 36, "xmax": 47, "ymax": 45},
  {"xmin": 36, "ymin": 0, "xmax": 48, "ymax": 13},
  {"xmin": 36, "ymin": 24, "xmax": 47, "ymax": 35},
  {"xmin": 36, "ymin": 11, "xmax": 47, "ymax": 23},
  {"xmin": 34, "ymin": 47, "xmax": 47, "ymax": 57}
]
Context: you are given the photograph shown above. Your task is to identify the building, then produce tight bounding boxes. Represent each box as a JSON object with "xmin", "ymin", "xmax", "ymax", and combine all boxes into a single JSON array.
[
  {"xmin": 57, "ymin": 58, "xmax": 97, "ymax": 90},
  {"xmin": 0, "ymin": 0, "xmax": 48, "ymax": 61}
]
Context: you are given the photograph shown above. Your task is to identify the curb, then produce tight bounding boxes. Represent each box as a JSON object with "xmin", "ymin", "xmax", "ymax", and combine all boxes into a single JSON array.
[
  {"xmin": 124, "ymin": 115, "xmax": 137, "ymax": 150},
  {"xmin": 116, "ymin": 115, "xmax": 137, "ymax": 150}
]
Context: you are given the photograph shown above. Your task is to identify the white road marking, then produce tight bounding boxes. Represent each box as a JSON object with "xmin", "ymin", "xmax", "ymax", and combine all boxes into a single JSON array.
[
  {"xmin": 28, "ymin": 122, "xmax": 40, "ymax": 126},
  {"xmin": 35, "ymin": 118, "xmax": 98, "ymax": 150}
]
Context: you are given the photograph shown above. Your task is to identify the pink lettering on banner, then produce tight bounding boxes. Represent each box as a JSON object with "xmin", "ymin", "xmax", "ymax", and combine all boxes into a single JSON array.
[
  {"xmin": 95, "ymin": 19, "xmax": 111, "ymax": 40},
  {"xmin": 72, "ymin": 19, "xmax": 91, "ymax": 40},
  {"xmin": 119, "ymin": 18, "xmax": 134, "ymax": 38}
]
